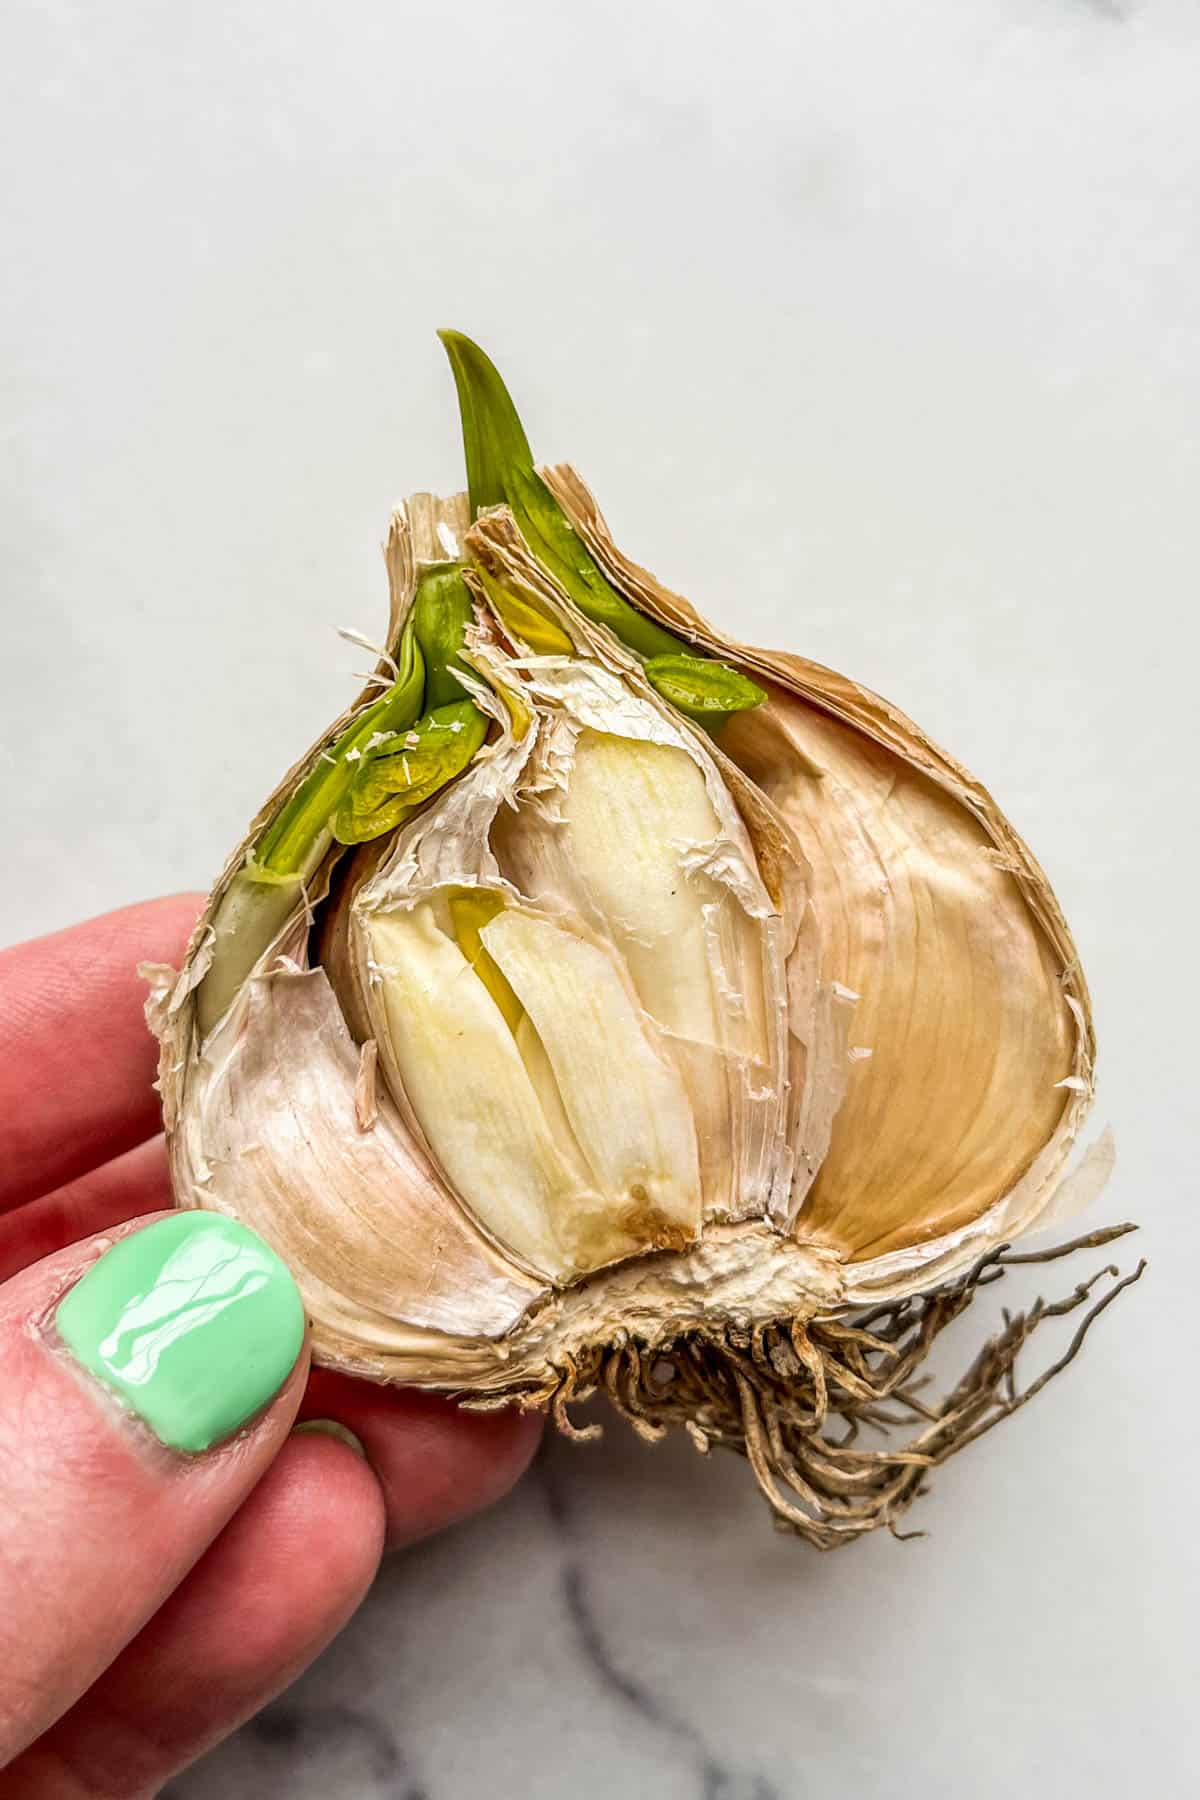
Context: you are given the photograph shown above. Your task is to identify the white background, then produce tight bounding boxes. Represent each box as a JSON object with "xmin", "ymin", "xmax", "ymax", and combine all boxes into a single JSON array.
[{"xmin": 3, "ymin": 3, "xmax": 1196, "ymax": 1795}]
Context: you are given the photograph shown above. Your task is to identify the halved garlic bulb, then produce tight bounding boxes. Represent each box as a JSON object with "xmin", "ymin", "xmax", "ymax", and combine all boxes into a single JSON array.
[{"xmin": 146, "ymin": 336, "xmax": 1140, "ymax": 1546}]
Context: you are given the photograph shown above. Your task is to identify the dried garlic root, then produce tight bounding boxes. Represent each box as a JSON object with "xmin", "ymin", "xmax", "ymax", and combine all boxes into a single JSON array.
[{"xmin": 147, "ymin": 334, "xmax": 1142, "ymax": 1548}]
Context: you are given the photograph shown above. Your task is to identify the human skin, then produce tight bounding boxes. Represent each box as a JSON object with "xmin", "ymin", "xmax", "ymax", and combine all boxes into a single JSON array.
[{"xmin": 0, "ymin": 895, "xmax": 541, "ymax": 1795}]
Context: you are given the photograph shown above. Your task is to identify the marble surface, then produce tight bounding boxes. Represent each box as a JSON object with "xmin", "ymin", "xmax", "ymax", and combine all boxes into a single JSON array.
[{"xmin": 3, "ymin": 1, "xmax": 1197, "ymax": 1794}]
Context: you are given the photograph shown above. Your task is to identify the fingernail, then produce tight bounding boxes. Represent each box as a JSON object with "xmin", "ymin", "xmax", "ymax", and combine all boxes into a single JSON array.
[
  {"xmin": 55, "ymin": 1212, "xmax": 306, "ymax": 1453},
  {"xmin": 292, "ymin": 1419, "xmax": 368, "ymax": 1459}
]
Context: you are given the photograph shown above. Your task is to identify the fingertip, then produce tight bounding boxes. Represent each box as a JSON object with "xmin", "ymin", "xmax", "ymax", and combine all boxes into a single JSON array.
[
  {"xmin": 450, "ymin": 1398, "xmax": 545, "ymax": 1507},
  {"xmin": 13, "ymin": 1430, "xmax": 387, "ymax": 1796},
  {"xmin": 0, "ymin": 1211, "xmax": 313, "ymax": 1761},
  {"xmin": 300, "ymin": 1372, "xmax": 543, "ymax": 1548},
  {"xmin": 261, "ymin": 1432, "xmax": 387, "ymax": 1605},
  {"xmin": 103, "ymin": 1428, "xmax": 386, "ymax": 1711},
  {"xmin": 137, "ymin": 1427, "xmax": 387, "ymax": 1679},
  {"xmin": 124, "ymin": 1431, "xmax": 386, "ymax": 1685}
]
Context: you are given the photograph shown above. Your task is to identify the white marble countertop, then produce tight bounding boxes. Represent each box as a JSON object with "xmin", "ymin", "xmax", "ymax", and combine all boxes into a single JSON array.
[{"xmin": 4, "ymin": 1, "xmax": 1195, "ymax": 1794}]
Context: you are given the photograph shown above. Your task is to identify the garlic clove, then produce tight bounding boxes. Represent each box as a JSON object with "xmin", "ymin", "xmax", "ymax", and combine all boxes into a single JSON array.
[
  {"xmin": 481, "ymin": 905, "xmax": 702, "ymax": 1257},
  {"xmin": 365, "ymin": 902, "xmax": 588, "ymax": 1281},
  {"xmin": 725, "ymin": 694, "xmax": 1074, "ymax": 1263}
]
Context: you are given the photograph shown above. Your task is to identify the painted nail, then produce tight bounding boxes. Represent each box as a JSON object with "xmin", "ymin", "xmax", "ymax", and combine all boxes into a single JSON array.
[
  {"xmin": 292, "ymin": 1418, "xmax": 368, "ymax": 1459},
  {"xmin": 55, "ymin": 1212, "xmax": 306, "ymax": 1453}
]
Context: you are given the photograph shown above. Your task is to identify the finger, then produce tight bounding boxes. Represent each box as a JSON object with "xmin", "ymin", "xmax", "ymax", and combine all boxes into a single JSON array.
[
  {"xmin": 0, "ymin": 1210, "xmax": 308, "ymax": 1763},
  {"xmin": 0, "ymin": 1163, "xmax": 542, "ymax": 1521},
  {"xmin": 9, "ymin": 1435, "xmax": 384, "ymax": 1798},
  {"xmin": 0, "ymin": 1137, "xmax": 171, "ymax": 1285},
  {"xmin": 301, "ymin": 1368, "xmax": 543, "ymax": 1549},
  {"xmin": 0, "ymin": 894, "xmax": 202, "ymax": 1212},
  {"xmin": 21, "ymin": 1383, "xmax": 545, "ymax": 1792}
]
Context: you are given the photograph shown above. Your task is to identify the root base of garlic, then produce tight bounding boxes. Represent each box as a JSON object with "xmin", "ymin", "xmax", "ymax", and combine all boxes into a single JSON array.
[{"xmin": 470, "ymin": 1222, "xmax": 1144, "ymax": 1549}]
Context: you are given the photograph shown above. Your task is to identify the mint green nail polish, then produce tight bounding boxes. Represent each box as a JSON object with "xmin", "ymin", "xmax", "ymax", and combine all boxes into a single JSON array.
[{"xmin": 55, "ymin": 1212, "xmax": 306, "ymax": 1453}]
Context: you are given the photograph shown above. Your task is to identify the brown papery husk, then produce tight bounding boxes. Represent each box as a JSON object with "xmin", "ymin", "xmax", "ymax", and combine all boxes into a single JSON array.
[{"xmin": 148, "ymin": 475, "xmax": 1142, "ymax": 1549}]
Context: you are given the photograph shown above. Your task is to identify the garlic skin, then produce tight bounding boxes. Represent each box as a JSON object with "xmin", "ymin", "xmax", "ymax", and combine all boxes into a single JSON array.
[
  {"xmin": 159, "ymin": 478, "xmax": 1101, "ymax": 1353},
  {"xmin": 146, "ymin": 408, "xmax": 1136, "ymax": 1545},
  {"xmin": 544, "ymin": 467, "xmax": 1095, "ymax": 1286}
]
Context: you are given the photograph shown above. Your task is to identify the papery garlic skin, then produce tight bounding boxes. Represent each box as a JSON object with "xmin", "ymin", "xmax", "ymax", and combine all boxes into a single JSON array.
[
  {"xmin": 727, "ymin": 697, "xmax": 1075, "ymax": 1264},
  {"xmin": 347, "ymin": 640, "xmax": 793, "ymax": 1288},
  {"xmin": 146, "ymin": 364, "xmax": 1127, "ymax": 1547},
  {"xmin": 167, "ymin": 930, "xmax": 544, "ymax": 1356}
]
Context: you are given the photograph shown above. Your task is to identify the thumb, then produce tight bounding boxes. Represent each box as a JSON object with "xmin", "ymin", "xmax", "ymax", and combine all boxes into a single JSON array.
[{"xmin": 0, "ymin": 1209, "xmax": 308, "ymax": 1764}]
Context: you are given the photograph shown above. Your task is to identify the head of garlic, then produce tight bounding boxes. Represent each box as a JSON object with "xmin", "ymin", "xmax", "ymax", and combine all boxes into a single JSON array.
[{"xmin": 145, "ymin": 334, "xmax": 1142, "ymax": 1548}]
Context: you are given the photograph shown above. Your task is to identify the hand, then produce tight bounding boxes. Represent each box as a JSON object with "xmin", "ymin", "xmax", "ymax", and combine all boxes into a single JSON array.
[{"xmin": 0, "ymin": 896, "xmax": 541, "ymax": 1794}]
